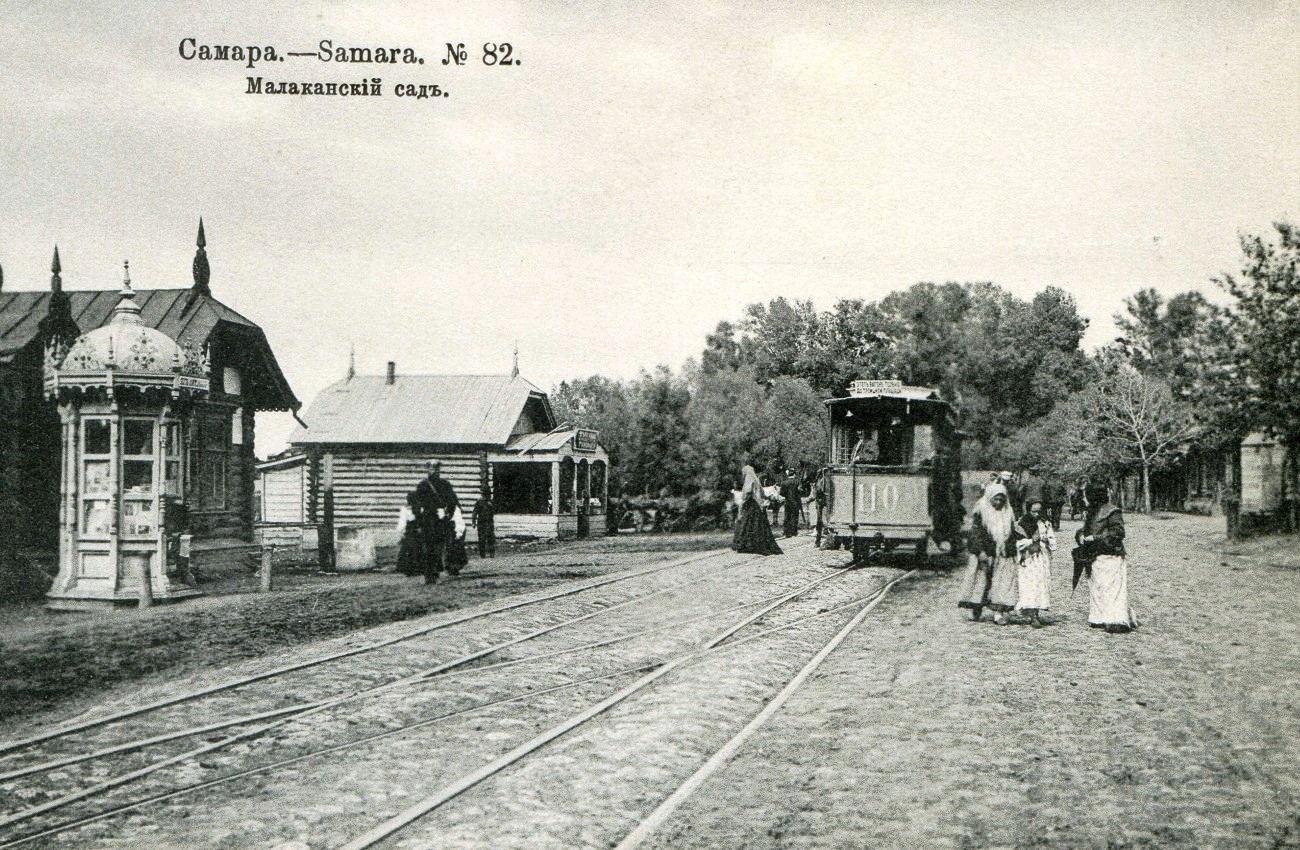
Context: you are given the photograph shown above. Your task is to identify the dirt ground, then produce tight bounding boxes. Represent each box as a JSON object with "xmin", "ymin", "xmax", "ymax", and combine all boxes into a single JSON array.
[
  {"xmin": 4, "ymin": 517, "xmax": 1297, "ymax": 850},
  {"xmin": 0, "ymin": 533, "xmax": 730, "ymax": 723},
  {"xmin": 645, "ymin": 513, "xmax": 1300, "ymax": 850}
]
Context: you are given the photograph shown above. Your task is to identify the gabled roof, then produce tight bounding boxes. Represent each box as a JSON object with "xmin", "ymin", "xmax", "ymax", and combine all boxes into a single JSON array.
[
  {"xmin": 290, "ymin": 374, "xmax": 556, "ymax": 446},
  {"xmin": 0, "ymin": 288, "xmax": 297, "ymax": 410}
]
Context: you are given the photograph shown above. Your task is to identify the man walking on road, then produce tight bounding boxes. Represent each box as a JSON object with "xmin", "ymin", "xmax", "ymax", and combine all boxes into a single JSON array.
[
  {"xmin": 780, "ymin": 469, "xmax": 802, "ymax": 538},
  {"xmin": 411, "ymin": 461, "xmax": 461, "ymax": 584},
  {"xmin": 1042, "ymin": 476, "xmax": 1067, "ymax": 531}
]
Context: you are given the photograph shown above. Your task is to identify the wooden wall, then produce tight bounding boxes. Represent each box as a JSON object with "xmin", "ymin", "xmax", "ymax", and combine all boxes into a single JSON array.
[
  {"xmin": 261, "ymin": 463, "xmax": 306, "ymax": 523},
  {"xmin": 305, "ymin": 447, "xmax": 487, "ymax": 527}
]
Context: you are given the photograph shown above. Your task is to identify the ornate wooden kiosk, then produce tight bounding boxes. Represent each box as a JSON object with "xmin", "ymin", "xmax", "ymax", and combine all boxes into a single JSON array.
[{"xmin": 44, "ymin": 264, "xmax": 209, "ymax": 608}]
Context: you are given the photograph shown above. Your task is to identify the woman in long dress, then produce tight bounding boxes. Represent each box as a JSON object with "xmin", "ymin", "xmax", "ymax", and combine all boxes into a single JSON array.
[
  {"xmin": 1015, "ymin": 499, "xmax": 1055, "ymax": 628},
  {"xmin": 732, "ymin": 464, "xmax": 783, "ymax": 555},
  {"xmin": 957, "ymin": 482, "xmax": 1019, "ymax": 624},
  {"xmin": 1077, "ymin": 484, "xmax": 1137, "ymax": 633}
]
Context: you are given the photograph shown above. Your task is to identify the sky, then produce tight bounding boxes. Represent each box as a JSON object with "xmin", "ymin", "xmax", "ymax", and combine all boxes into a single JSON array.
[{"xmin": 2, "ymin": 0, "xmax": 1298, "ymax": 456}]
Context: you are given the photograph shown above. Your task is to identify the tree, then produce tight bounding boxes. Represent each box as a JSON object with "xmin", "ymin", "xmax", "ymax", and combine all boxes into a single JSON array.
[
  {"xmin": 683, "ymin": 365, "xmax": 767, "ymax": 489},
  {"xmin": 755, "ymin": 376, "xmax": 826, "ymax": 477},
  {"xmin": 625, "ymin": 366, "xmax": 692, "ymax": 496},
  {"xmin": 1214, "ymin": 221, "xmax": 1300, "ymax": 441},
  {"xmin": 1087, "ymin": 361, "xmax": 1199, "ymax": 513},
  {"xmin": 1113, "ymin": 288, "xmax": 1237, "ymax": 440},
  {"xmin": 551, "ymin": 376, "xmax": 634, "ymax": 494}
]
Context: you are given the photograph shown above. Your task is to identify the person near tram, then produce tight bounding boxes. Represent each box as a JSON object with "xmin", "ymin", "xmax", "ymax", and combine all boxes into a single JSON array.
[
  {"xmin": 732, "ymin": 463, "xmax": 783, "ymax": 556},
  {"xmin": 779, "ymin": 468, "xmax": 802, "ymax": 538},
  {"xmin": 1015, "ymin": 499, "xmax": 1055, "ymax": 628},
  {"xmin": 957, "ymin": 482, "xmax": 1019, "ymax": 624}
]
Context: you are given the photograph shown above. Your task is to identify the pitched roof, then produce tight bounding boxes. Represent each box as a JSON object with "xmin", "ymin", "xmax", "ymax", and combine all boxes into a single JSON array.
[
  {"xmin": 290, "ymin": 374, "xmax": 556, "ymax": 446},
  {"xmin": 0, "ymin": 288, "xmax": 296, "ymax": 410},
  {"xmin": 504, "ymin": 429, "xmax": 580, "ymax": 453}
]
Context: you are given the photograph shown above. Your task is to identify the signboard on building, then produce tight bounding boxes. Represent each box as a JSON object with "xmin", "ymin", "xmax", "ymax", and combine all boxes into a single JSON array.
[
  {"xmin": 849, "ymin": 379, "xmax": 903, "ymax": 397},
  {"xmin": 575, "ymin": 429, "xmax": 599, "ymax": 451}
]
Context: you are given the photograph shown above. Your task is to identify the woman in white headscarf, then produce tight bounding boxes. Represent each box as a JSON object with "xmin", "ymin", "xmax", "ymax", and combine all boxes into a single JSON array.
[
  {"xmin": 957, "ymin": 481, "xmax": 1020, "ymax": 624},
  {"xmin": 732, "ymin": 463, "xmax": 783, "ymax": 555}
]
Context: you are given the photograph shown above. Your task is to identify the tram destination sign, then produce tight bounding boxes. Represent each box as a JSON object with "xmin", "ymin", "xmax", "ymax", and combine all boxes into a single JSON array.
[{"xmin": 849, "ymin": 379, "xmax": 903, "ymax": 397}]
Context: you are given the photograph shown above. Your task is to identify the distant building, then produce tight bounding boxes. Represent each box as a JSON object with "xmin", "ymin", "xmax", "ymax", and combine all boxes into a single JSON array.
[
  {"xmin": 0, "ymin": 223, "xmax": 298, "ymax": 575},
  {"xmin": 263, "ymin": 365, "xmax": 609, "ymax": 557}
]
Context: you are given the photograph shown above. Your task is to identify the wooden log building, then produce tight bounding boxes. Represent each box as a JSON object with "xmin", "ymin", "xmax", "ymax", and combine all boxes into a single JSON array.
[
  {"xmin": 0, "ymin": 223, "xmax": 298, "ymax": 575},
  {"xmin": 262, "ymin": 364, "xmax": 609, "ymax": 555}
]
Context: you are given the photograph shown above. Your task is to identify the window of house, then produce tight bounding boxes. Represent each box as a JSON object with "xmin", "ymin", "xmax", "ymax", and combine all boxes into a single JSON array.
[
  {"xmin": 80, "ymin": 418, "xmax": 112, "ymax": 536},
  {"xmin": 223, "ymin": 367, "xmax": 242, "ymax": 396},
  {"xmin": 121, "ymin": 418, "xmax": 156, "ymax": 537},
  {"xmin": 205, "ymin": 414, "xmax": 229, "ymax": 508}
]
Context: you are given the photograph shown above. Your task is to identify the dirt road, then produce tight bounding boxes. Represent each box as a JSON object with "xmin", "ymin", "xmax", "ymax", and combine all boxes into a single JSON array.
[{"xmin": 2, "ymin": 515, "xmax": 1296, "ymax": 850}]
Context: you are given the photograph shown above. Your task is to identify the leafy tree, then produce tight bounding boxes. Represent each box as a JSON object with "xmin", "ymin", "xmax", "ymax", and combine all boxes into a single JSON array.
[
  {"xmin": 700, "ymin": 321, "xmax": 744, "ymax": 375},
  {"xmin": 1113, "ymin": 288, "xmax": 1237, "ymax": 441},
  {"xmin": 625, "ymin": 366, "xmax": 692, "ymax": 496},
  {"xmin": 1086, "ymin": 360, "xmax": 1198, "ymax": 513},
  {"xmin": 551, "ymin": 376, "xmax": 633, "ymax": 494},
  {"xmin": 683, "ymin": 365, "xmax": 767, "ymax": 489},
  {"xmin": 1214, "ymin": 221, "xmax": 1300, "ymax": 441},
  {"xmin": 755, "ymin": 376, "xmax": 827, "ymax": 477}
]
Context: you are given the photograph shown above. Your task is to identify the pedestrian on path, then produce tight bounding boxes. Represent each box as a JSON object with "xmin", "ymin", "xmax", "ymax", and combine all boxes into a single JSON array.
[
  {"xmin": 411, "ymin": 461, "xmax": 461, "ymax": 584},
  {"xmin": 780, "ymin": 469, "xmax": 801, "ymax": 538},
  {"xmin": 1015, "ymin": 499, "xmax": 1055, "ymax": 628},
  {"xmin": 957, "ymin": 482, "xmax": 1018, "ymax": 624},
  {"xmin": 1042, "ymin": 477, "xmax": 1067, "ymax": 531},
  {"xmin": 732, "ymin": 463, "xmax": 783, "ymax": 556},
  {"xmin": 1076, "ymin": 484, "xmax": 1137, "ymax": 633},
  {"xmin": 472, "ymin": 489, "xmax": 496, "ymax": 559}
]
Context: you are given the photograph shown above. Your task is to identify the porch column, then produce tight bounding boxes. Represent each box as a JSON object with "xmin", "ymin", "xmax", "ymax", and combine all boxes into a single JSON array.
[{"xmin": 551, "ymin": 461, "xmax": 560, "ymax": 516}]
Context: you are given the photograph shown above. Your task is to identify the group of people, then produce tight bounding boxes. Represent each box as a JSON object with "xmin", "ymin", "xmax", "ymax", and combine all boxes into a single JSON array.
[
  {"xmin": 397, "ymin": 461, "xmax": 498, "ymax": 584},
  {"xmin": 731, "ymin": 463, "xmax": 802, "ymax": 556},
  {"xmin": 958, "ymin": 471, "xmax": 1137, "ymax": 634}
]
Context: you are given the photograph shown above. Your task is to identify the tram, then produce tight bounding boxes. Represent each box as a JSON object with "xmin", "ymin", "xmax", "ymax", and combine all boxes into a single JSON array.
[{"xmin": 816, "ymin": 380, "xmax": 965, "ymax": 566}]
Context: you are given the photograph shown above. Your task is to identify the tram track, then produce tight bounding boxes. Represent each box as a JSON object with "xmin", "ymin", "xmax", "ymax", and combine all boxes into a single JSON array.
[
  {"xmin": 0, "ymin": 547, "xmax": 732, "ymax": 761},
  {"xmin": 336, "ymin": 564, "xmax": 911, "ymax": 850},
  {"xmin": 0, "ymin": 554, "xmax": 829, "ymax": 787},
  {"xmin": 0, "ymin": 542, "xmax": 881, "ymax": 848},
  {"xmin": 0, "ymin": 547, "xmax": 774, "ymax": 829}
]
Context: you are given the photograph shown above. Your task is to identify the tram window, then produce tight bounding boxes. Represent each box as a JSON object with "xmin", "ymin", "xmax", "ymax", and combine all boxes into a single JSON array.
[
  {"xmin": 842, "ymin": 419, "xmax": 916, "ymax": 466},
  {"xmin": 913, "ymin": 425, "xmax": 935, "ymax": 464}
]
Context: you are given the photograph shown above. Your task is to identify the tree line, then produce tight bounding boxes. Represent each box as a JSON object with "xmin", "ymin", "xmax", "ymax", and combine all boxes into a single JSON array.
[{"xmin": 553, "ymin": 222, "xmax": 1299, "ymax": 514}]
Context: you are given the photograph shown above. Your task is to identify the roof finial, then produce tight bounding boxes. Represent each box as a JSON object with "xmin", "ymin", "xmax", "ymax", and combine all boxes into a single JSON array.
[
  {"xmin": 192, "ymin": 217, "xmax": 211, "ymax": 297},
  {"xmin": 347, "ymin": 344, "xmax": 356, "ymax": 381},
  {"xmin": 40, "ymin": 245, "xmax": 77, "ymax": 346},
  {"xmin": 511, "ymin": 340, "xmax": 519, "ymax": 378},
  {"xmin": 111, "ymin": 259, "xmax": 143, "ymax": 325}
]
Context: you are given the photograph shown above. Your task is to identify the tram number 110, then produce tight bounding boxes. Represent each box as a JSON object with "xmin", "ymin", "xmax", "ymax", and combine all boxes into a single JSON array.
[{"xmin": 857, "ymin": 481, "xmax": 901, "ymax": 513}]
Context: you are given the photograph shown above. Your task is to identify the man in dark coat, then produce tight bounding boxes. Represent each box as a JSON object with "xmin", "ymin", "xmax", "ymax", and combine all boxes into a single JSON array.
[
  {"xmin": 780, "ymin": 469, "xmax": 801, "ymax": 538},
  {"xmin": 471, "ymin": 489, "xmax": 496, "ymax": 559},
  {"xmin": 1042, "ymin": 476, "xmax": 1068, "ymax": 531},
  {"xmin": 411, "ymin": 461, "xmax": 461, "ymax": 583}
]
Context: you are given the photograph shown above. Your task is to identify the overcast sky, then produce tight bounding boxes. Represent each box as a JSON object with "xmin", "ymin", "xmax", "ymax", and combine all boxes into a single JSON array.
[{"xmin": 3, "ymin": 0, "xmax": 1298, "ymax": 455}]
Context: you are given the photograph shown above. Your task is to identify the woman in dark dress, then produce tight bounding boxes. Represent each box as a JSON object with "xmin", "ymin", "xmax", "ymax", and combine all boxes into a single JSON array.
[
  {"xmin": 732, "ymin": 464, "xmax": 783, "ymax": 555},
  {"xmin": 396, "ymin": 493, "xmax": 426, "ymax": 577}
]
